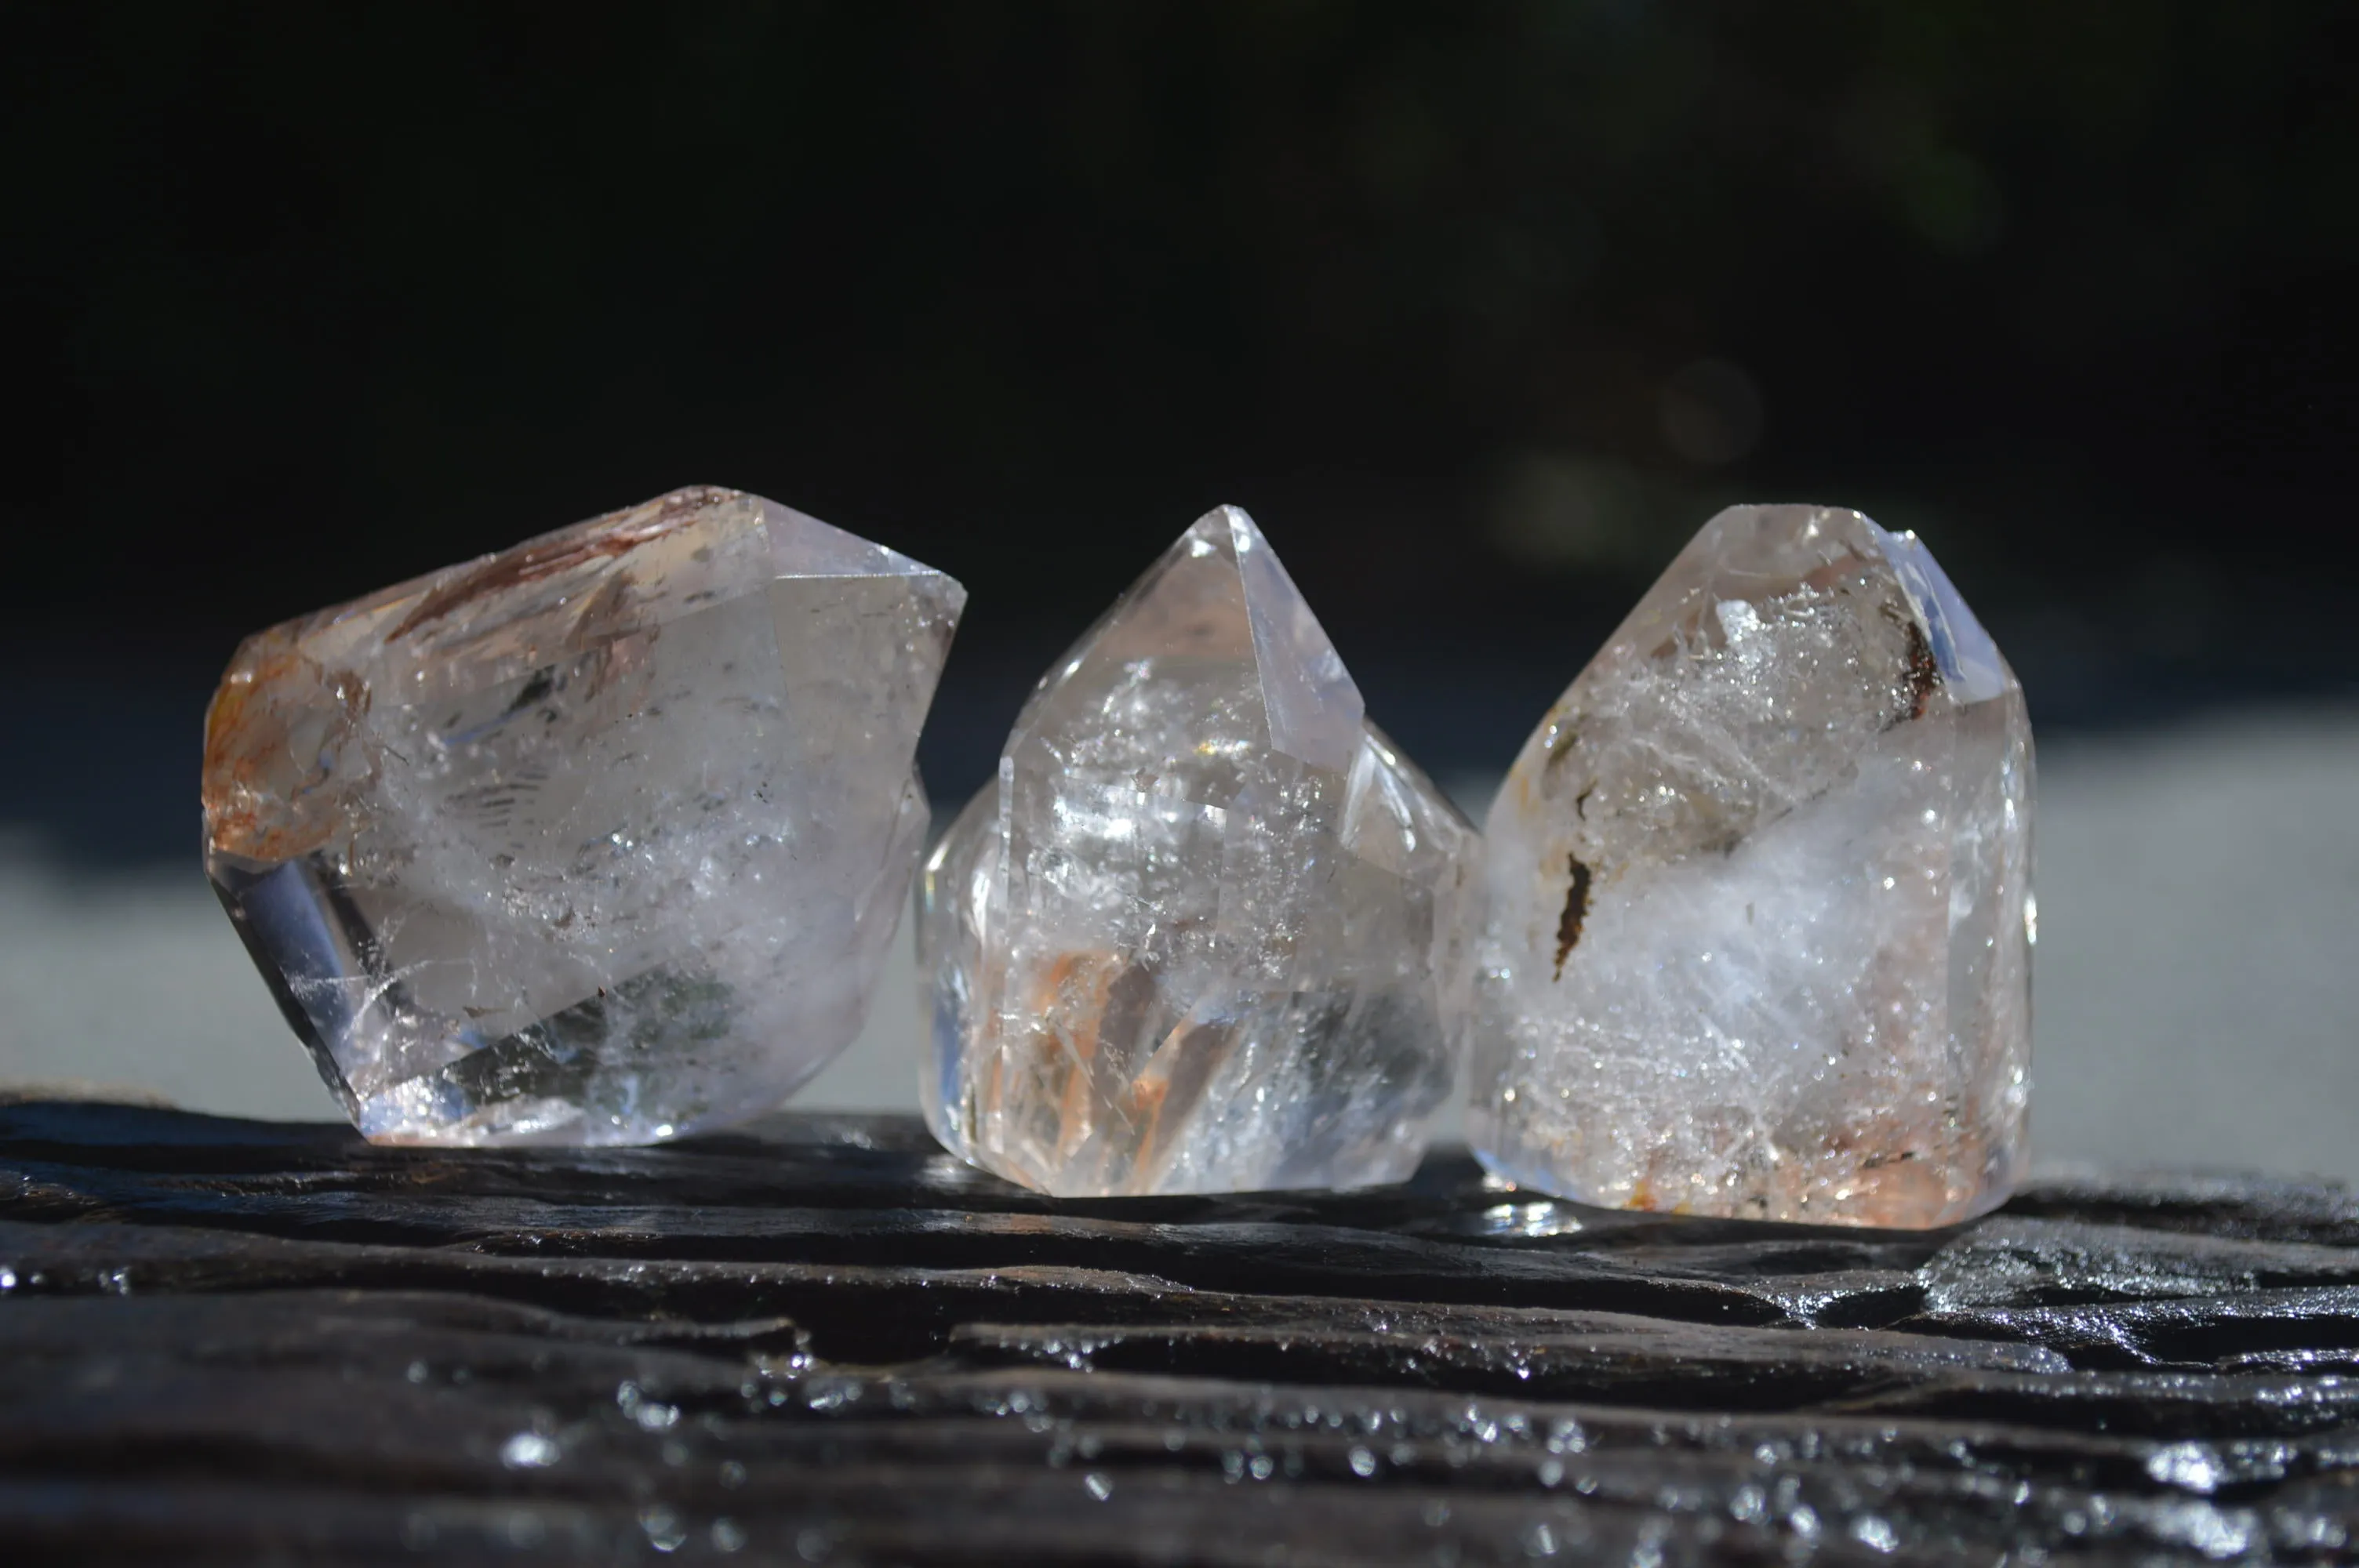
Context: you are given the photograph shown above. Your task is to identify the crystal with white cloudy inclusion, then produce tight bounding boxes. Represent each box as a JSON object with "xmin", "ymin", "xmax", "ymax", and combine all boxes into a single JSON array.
[
  {"xmin": 918, "ymin": 507, "xmax": 1474, "ymax": 1196},
  {"xmin": 203, "ymin": 486, "xmax": 963, "ymax": 1145},
  {"xmin": 1467, "ymin": 505, "xmax": 2033, "ymax": 1227}
]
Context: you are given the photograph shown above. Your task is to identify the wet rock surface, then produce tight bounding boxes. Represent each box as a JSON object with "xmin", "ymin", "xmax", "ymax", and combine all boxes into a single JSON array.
[{"xmin": 2, "ymin": 1102, "xmax": 2355, "ymax": 1564}]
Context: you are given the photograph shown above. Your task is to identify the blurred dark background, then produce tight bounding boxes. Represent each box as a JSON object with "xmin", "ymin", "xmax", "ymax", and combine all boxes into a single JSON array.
[{"xmin": 4, "ymin": 0, "xmax": 2354, "ymax": 859}]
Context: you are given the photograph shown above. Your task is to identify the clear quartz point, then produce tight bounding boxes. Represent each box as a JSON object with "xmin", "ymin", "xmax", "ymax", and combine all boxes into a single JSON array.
[
  {"xmin": 202, "ymin": 485, "xmax": 965, "ymax": 1145},
  {"xmin": 1467, "ymin": 505, "xmax": 2033, "ymax": 1228},
  {"xmin": 918, "ymin": 506, "xmax": 1474, "ymax": 1196}
]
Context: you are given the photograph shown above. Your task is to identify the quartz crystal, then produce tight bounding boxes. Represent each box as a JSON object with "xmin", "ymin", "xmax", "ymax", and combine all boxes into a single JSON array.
[
  {"xmin": 1467, "ymin": 505, "xmax": 2032, "ymax": 1228},
  {"xmin": 918, "ymin": 506, "xmax": 1474, "ymax": 1196},
  {"xmin": 203, "ymin": 485, "xmax": 964, "ymax": 1145}
]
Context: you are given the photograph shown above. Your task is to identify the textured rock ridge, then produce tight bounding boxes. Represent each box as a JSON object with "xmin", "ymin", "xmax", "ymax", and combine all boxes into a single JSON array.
[{"xmin": 3, "ymin": 1102, "xmax": 2355, "ymax": 1565}]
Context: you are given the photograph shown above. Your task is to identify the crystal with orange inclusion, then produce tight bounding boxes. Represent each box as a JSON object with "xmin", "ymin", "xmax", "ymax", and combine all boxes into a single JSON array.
[
  {"xmin": 203, "ymin": 486, "xmax": 964, "ymax": 1146},
  {"xmin": 920, "ymin": 507, "xmax": 1474, "ymax": 1197}
]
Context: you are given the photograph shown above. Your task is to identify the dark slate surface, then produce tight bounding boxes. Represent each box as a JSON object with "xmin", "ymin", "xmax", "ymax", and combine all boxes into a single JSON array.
[{"xmin": 2, "ymin": 1102, "xmax": 2356, "ymax": 1565}]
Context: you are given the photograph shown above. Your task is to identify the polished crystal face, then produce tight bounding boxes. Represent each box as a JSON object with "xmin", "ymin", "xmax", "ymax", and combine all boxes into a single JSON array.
[
  {"xmin": 203, "ymin": 486, "xmax": 964, "ymax": 1145},
  {"xmin": 1467, "ymin": 505, "xmax": 2033, "ymax": 1228},
  {"xmin": 918, "ymin": 506, "xmax": 1474, "ymax": 1196}
]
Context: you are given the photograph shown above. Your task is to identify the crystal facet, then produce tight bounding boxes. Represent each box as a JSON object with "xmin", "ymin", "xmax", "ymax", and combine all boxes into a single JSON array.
[
  {"xmin": 203, "ymin": 485, "xmax": 965, "ymax": 1145},
  {"xmin": 918, "ymin": 506, "xmax": 1474, "ymax": 1196},
  {"xmin": 1467, "ymin": 505, "xmax": 2033, "ymax": 1227}
]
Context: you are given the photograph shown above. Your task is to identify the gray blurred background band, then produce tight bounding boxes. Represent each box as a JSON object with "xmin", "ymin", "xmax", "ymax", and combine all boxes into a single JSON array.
[{"xmin": 7, "ymin": 705, "xmax": 2354, "ymax": 1181}]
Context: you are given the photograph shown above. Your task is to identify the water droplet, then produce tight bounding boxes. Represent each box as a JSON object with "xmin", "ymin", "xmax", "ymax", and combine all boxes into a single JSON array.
[
  {"xmin": 2147, "ymin": 1442, "xmax": 2227, "ymax": 1495},
  {"xmin": 1348, "ymin": 1446, "xmax": 1379, "ymax": 1478},
  {"xmin": 1084, "ymin": 1472, "xmax": 1114, "ymax": 1501},
  {"xmin": 500, "ymin": 1432, "xmax": 559, "ymax": 1470},
  {"xmin": 1851, "ymin": 1515, "xmax": 1899, "ymax": 1554},
  {"xmin": 639, "ymin": 1505, "xmax": 686, "ymax": 1553},
  {"xmin": 711, "ymin": 1517, "xmax": 747, "ymax": 1554}
]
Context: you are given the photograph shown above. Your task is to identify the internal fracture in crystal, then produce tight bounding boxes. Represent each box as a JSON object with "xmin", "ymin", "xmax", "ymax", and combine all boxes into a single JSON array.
[
  {"xmin": 918, "ymin": 506, "xmax": 1474, "ymax": 1196},
  {"xmin": 1466, "ymin": 505, "xmax": 2033, "ymax": 1227},
  {"xmin": 203, "ymin": 485, "xmax": 964, "ymax": 1145}
]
